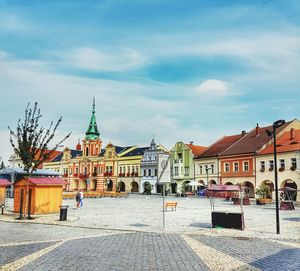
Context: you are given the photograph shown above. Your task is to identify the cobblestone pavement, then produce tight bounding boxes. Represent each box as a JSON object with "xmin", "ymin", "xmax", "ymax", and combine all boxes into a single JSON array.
[
  {"xmin": 3, "ymin": 195, "xmax": 300, "ymax": 240},
  {"xmin": 1, "ymin": 195, "xmax": 300, "ymax": 270},
  {"xmin": 0, "ymin": 222, "xmax": 299, "ymax": 270}
]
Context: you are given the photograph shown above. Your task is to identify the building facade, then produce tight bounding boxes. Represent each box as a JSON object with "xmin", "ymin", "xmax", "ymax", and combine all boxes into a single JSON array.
[
  {"xmin": 170, "ymin": 142, "xmax": 206, "ymax": 193},
  {"xmin": 140, "ymin": 138, "xmax": 169, "ymax": 194},
  {"xmin": 257, "ymin": 128, "xmax": 300, "ymax": 201}
]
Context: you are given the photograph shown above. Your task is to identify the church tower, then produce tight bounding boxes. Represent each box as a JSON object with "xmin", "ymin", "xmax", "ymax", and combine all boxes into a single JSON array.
[{"xmin": 82, "ymin": 98, "xmax": 102, "ymax": 157}]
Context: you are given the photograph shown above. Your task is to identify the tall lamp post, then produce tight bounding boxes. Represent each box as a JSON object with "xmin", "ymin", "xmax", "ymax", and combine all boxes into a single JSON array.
[
  {"xmin": 266, "ymin": 119, "xmax": 285, "ymax": 234},
  {"xmin": 205, "ymin": 167, "xmax": 213, "ymax": 188}
]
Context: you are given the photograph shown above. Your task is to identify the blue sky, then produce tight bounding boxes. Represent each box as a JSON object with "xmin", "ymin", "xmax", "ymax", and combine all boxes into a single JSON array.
[{"xmin": 0, "ymin": 0, "xmax": 299, "ymax": 163}]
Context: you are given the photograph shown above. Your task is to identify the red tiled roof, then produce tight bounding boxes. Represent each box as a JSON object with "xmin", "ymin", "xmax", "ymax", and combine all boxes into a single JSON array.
[
  {"xmin": 30, "ymin": 150, "xmax": 63, "ymax": 169},
  {"xmin": 186, "ymin": 144, "xmax": 207, "ymax": 156},
  {"xmin": 196, "ymin": 134, "xmax": 244, "ymax": 158},
  {"xmin": 260, "ymin": 129, "xmax": 300, "ymax": 154},
  {"xmin": 28, "ymin": 178, "xmax": 67, "ymax": 185},
  {"xmin": 0, "ymin": 179, "xmax": 12, "ymax": 186},
  {"xmin": 220, "ymin": 121, "xmax": 291, "ymax": 156}
]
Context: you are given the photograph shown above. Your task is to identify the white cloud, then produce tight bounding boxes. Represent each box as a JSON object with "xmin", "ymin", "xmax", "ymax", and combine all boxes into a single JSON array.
[
  {"xmin": 196, "ymin": 79, "xmax": 228, "ymax": 96},
  {"xmin": 51, "ymin": 47, "xmax": 148, "ymax": 72},
  {"xmin": 0, "ymin": 12, "xmax": 36, "ymax": 34},
  {"xmin": 0, "ymin": 57, "xmax": 188, "ymax": 162}
]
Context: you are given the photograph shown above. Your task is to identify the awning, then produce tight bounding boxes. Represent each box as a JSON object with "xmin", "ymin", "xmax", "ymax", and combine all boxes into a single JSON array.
[{"xmin": 0, "ymin": 179, "xmax": 12, "ymax": 186}]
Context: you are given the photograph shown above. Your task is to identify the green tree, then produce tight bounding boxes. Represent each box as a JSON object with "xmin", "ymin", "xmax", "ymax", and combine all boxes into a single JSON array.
[{"xmin": 8, "ymin": 102, "xmax": 71, "ymax": 174}]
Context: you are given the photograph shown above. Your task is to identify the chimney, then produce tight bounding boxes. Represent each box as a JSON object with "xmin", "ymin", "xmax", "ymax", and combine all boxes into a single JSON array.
[
  {"xmin": 242, "ymin": 131, "xmax": 246, "ymax": 137},
  {"xmin": 290, "ymin": 128, "xmax": 295, "ymax": 140},
  {"xmin": 76, "ymin": 139, "xmax": 81, "ymax": 151},
  {"xmin": 189, "ymin": 141, "xmax": 194, "ymax": 145},
  {"xmin": 256, "ymin": 123, "xmax": 259, "ymax": 136}
]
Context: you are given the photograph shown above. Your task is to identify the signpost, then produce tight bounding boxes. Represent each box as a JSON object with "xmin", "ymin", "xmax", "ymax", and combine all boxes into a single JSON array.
[{"xmin": 157, "ymin": 153, "xmax": 171, "ymax": 231}]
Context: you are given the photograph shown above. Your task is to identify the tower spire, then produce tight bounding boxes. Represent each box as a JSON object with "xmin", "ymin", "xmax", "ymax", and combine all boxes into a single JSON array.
[
  {"xmin": 150, "ymin": 135, "xmax": 157, "ymax": 150},
  {"xmin": 85, "ymin": 98, "xmax": 100, "ymax": 140}
]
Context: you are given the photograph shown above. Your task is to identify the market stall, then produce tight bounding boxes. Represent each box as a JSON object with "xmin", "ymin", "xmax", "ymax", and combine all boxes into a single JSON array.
[{"xmin": 207, "ymin": 184, "xmax": 245, "ymax": 230}]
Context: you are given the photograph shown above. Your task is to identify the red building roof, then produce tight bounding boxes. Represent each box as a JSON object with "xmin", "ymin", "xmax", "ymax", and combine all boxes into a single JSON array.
[
  {"xmin": 196, "ymin": 133, "xmax": 244, "ymax": 158},
  {"xmin": 35, "ymin": 150, "xmax": 62, "ymax": 169},
  {"xmin": 27, "ymin": 177, "xmax": 67, "ymax": 185},
  {"xmin": 259, "ymin": 129, "xmax": 300, "ymax": 155},
  {"xmin": 220, "ymin": 121, "xmax": 291, "ymax": 156},
  {"xmin": 186, "ymin": 144, "xmax": 207, "ymax": 156},
  {"xmin": 0, "ymin": 179, "xmax": 12, "ymax": 186}
]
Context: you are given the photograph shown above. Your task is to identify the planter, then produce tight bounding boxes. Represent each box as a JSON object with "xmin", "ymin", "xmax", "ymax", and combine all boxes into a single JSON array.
[{"xmin": 256, "ymin": 198, "xmax": 272, "ymax": 205}]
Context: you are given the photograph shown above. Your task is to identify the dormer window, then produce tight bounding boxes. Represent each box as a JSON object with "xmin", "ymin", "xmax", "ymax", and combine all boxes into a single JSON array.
[{"xmin": 86, "ymin": 147, "xmax": 89, "ymax": 156}]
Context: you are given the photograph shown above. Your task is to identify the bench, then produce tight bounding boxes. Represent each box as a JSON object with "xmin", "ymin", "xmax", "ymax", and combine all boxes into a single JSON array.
[{"xmin": 165, "ymin": 202, "xmax": 177, "ymax": 211}]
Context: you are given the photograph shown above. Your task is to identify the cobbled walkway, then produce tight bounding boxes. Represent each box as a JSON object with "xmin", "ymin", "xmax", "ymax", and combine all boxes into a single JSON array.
[
  {"xmin": 1, "ymin": 195, "xmax": 299, "ymax": 270},
  {"xmin": 0, "ymin": 221, "xmax": 299, "ymax": 271}
]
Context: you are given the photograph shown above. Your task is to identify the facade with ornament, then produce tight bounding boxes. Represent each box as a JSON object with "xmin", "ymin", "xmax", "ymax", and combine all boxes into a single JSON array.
[{"xmin": 43, "ymin": 101, "xmax": 169, "ymax": 193}]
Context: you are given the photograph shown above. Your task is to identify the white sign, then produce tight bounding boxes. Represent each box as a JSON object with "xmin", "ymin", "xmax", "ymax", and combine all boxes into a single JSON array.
[{"xmin": 157, "ymin": 153, "xmax": 171, "ymax": 184}]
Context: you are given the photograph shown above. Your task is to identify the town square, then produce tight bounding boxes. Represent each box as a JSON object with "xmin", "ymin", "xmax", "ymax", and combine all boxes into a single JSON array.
[{"xmin": 1, "ymin": 1, "xmax": 300, "ymax": 270}]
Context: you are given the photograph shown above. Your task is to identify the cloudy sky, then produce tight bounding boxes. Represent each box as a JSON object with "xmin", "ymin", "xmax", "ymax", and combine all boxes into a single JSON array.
[{"xmin": 0, "ymin": 0, "xmax": 299, "ymax": 163}]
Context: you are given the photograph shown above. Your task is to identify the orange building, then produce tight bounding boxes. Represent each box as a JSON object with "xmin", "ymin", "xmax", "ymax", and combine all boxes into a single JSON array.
[{"xmin": 219, "ymin": 122, "xmax": 293, "ymax": 197}]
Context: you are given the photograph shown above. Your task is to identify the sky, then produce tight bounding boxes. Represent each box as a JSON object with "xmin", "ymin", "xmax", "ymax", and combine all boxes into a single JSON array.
[{"xmin": 0, "ymin": 0, "xmax": 300, "ymax": 164}]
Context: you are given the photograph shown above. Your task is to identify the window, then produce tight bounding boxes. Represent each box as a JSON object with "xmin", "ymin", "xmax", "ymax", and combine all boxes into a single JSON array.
[
  {"xmin": 144, "ymin": 169, "xmax": 146, "ymax": 176},
  {"xmin": 108, "ymin": 151, "xmax": 112, "ymax": 158},
  {"xmin": 70, "ymin": 168, "xmax": 72, "ymax": 174},
  {"xmin": 234, "ymin": 162, "xmax": 239, "ymax": 172},
  {"xmin": 224, "ymin": 163, "xmax": 230, "ymax": 172},
  {"xmin": 119, "ymin": 167, "xmax": 122, "ymax": 173},
  {"xmin": 181, "ymin": 167, "xmax": 183, "ymax": 174},
  {"xmin": 184, "ymin": 166, "xmax": 189, "ymax": 175},
  {"xmin": 86, "ymin": 147, "xmax": 89, "ymax": 156},
  {"xmin": 211, "ymin": 165, "xmax": 214, "ymax": 174},
  {"xmin": 279, "ymin": 159, "xmax": 285, "ymax": 169},
  {"xmin": 199, "ymin": 165, "xmax": 203, "ymax": 174},
  {"xmin": 174, "ymin": 166, "xmax": 178, "ymax": 175},
  {"xmin": 291, "ymin": 158, "xmax": 297, "ymax": 169},
  {"xmin": 75, "ymin": 167, "xmax": 79, "ymax": 174},
  {"xmin": 132, "ymin": 166, "xmax": 135, "ymax": 173},
  {"xmin": 155, "ymin": 169, "xmax": 157, "ymax": 176},
  {"xmin": 178, "ymin": 153, "xmax": 182, "ymax": 160},
  {"xmin": 127, "ymin": 166, "xmax": 130, "ymax": 173},
  {"xmin": 243, "ymin": 161, "xmax": 249, "ymax": 171},
  {"xmin": 93, "ymin": 167, "xmax": 97, "ymax": 174},
  {"xmin": 260, "ymin": 161, "xmax": 265, "ymax": 171},
  {"xmin": 269, "ymin": 160, "xmax": 274, "ymax": 170},
  {"xmin": 136, "ymin": 166, "xmax": 138, "ymax": 173},
  {"xmin": 148, "ymin": 169, "xmax": 151, "ymax": 176},
  {"xmin": 84, "ymin": 167, "xmax": 87, "ymax": 174}
]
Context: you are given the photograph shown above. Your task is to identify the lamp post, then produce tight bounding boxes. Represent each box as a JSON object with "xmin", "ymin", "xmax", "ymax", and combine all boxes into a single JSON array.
[
  {"xmin": 205, "ymin": 167, "xmax": 213, "ymax": 188},
  {"xmin": 267, "ymin": 119, "xmax": 285, "ymax": 234}
]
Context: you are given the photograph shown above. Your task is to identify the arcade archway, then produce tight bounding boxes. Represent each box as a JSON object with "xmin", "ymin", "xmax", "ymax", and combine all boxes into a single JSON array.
[
  {"xmin": 131, "ymin": 181, "xmax": 139, "ymax": 192},
  {"xmin": 243, "ymin": 181, "xmax": 255, "ymax": 198},
  {"xmin": 281, "ymin": 179, "xmax": 297, "ymax": 201}
]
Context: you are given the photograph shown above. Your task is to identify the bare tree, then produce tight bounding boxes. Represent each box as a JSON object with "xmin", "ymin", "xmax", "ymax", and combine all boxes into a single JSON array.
[
  {"xmin": 8, "ymin": 102, "xmax": 71, "ymax": 174},
  {"xmin": 8, "ymin": 102, "xmax": 71, "ymax": 218}
]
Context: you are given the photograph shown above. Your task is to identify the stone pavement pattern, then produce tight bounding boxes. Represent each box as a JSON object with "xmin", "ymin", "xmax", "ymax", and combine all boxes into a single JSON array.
[
  {"xmin": 1, "ymin": 222, "xmax": 299, "ymax": 271},
  {"xmin": 1, "ymin": 195, "xmax": 300, "ymax": 270}
]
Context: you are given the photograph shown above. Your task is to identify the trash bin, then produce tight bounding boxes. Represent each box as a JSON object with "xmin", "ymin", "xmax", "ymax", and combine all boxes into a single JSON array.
[{"xmin": 59, "ymin": 205, "xmax": 69, "ymax": 221}]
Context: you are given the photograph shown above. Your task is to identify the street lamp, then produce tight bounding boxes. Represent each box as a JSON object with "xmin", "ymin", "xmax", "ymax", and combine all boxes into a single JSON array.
[
  {"xmin": 205, "ymin": 167, "xmax": 213, "ymax": 188},
  {"xmin": 266, "ymin": 119, "xmax": 285, "ymax": 234}
]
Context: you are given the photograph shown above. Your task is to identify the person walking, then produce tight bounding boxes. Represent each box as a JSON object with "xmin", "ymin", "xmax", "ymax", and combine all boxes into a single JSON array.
[
  {"xmin": 79, "ymin": 190, "xmax": 84, "ymax": 209},
  {"xmin": 75, "ymin": 190, "xmax": 81, "ymax": 209}
]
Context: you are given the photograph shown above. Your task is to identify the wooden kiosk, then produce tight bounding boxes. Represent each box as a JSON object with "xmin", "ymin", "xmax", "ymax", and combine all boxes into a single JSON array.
[
  {"xmin": 0, "ymin": 179, "xmax": 11, "ymax": 205},
  {"xmin": 14, "ymin": 177, "xmax": 66, "ymax": 215}
]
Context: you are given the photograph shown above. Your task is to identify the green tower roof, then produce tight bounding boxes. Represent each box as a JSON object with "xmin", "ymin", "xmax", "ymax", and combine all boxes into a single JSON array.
[{"xmin": 85, "ymin": 98, "xmax": 100, "ymax": 140}]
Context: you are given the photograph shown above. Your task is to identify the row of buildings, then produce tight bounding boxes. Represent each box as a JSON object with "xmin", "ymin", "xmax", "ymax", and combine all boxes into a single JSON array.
[{"xmin": 9, "ymin": 101, "xmax": 300, "ymax": 201}]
